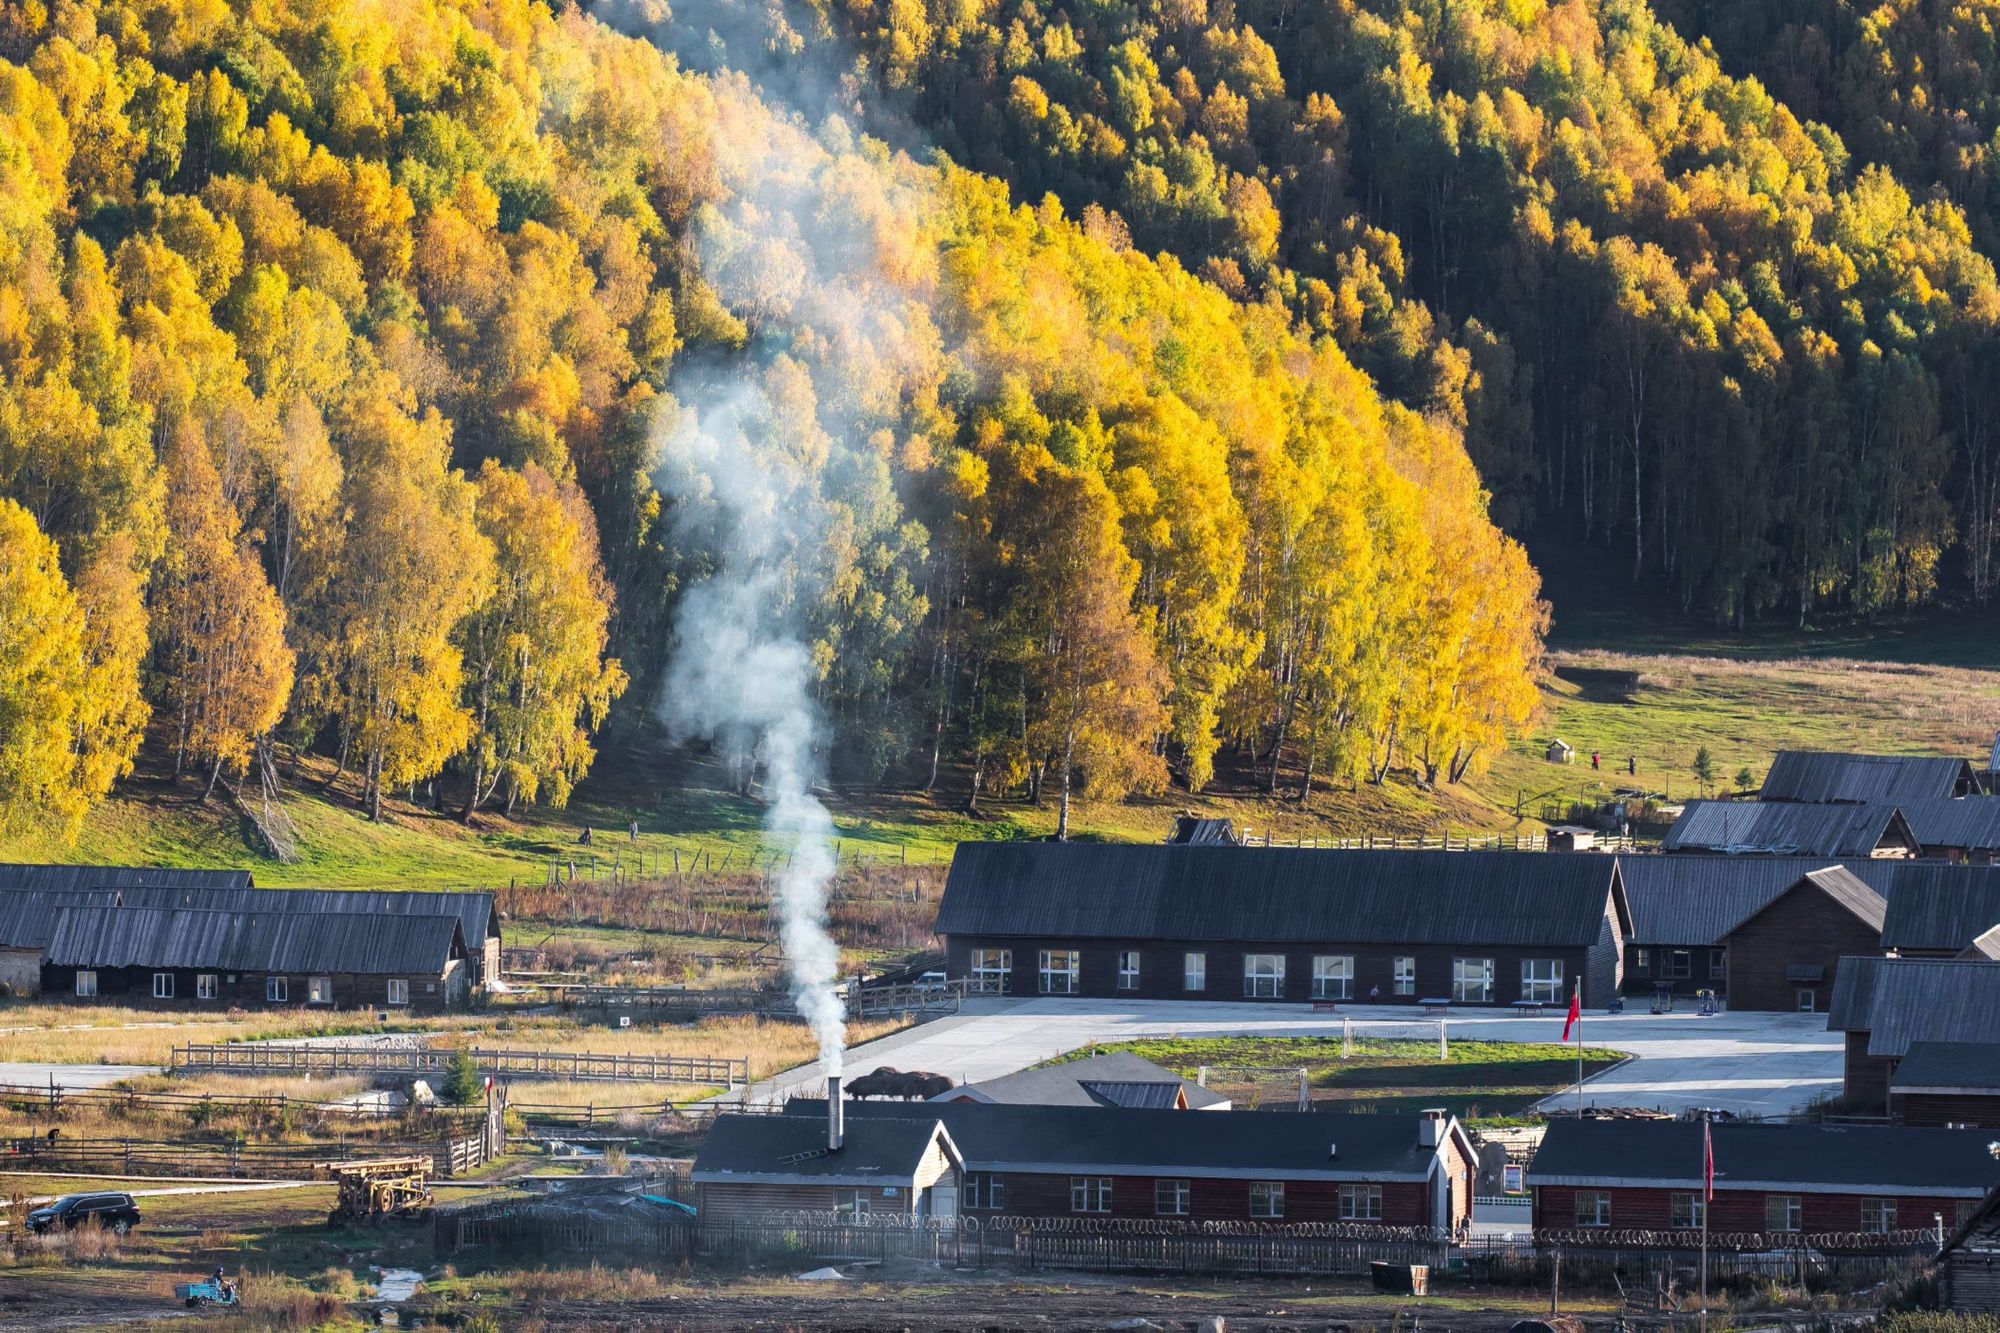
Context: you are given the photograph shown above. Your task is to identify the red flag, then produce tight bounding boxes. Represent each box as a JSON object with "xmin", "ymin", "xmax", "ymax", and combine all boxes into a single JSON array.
[
  {"xmin": 1703, "ymin": 1119, "xmax": 1715, "ymax": 1202},
  {"xmin": 1562, "ymin": 984, "xmax": 1581, "ymax": 1042}
]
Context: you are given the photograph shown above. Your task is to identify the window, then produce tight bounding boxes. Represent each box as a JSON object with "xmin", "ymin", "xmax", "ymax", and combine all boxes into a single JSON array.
[
  {"xmin": 1575, "ymin": 1190, "xmax": 1612, "ymax": 1227},
  {"xmin": 1961, "ymin": 1201, "xmax": 1982, "ymax": 1228},
  {"xmin": 1520, "ymin": 959, "xmax": 1564, "ymax": 1004},
  {"xmin": 1339, "ymin": 1183, "xmax": 1383, "ymax": 1221},
  {"xmin": 266, "ymin": 976, "xmax": 289, "ymax": 1003},
  {"xmin": 1709, "ymin": 948, "xmax": 1727, "ymax": 979},
  {"xmin": 1312, "ymin": 955, "xmax": 1354, "ymax": 1000},
  {"xmin": 834, "ymin": 1188, "xmax": 870, "ymax": 1219},
  {"xmin": 1862, "ymin": 1198, "xmax": 1896, "ymax": 1233},
  {"xmin": 1453, "ymin": 957, "xmax": 1495, "ymax": 1004},
  {"xmin": 1183, "ymin": 952, "xmax": 1206, "ymax": 992},
  {"xmin": 1155, "ymin": 1179, "xmax": 1190, "ymax": 1216},
  {"xmin": 1394, "ymin": 956, "xmax": 1416, "ymax": 996},
  {"xmin": 196, "ymin": 974, "xmax": 218, "ymax": 1001},
  {"xmin": 1071, "ymin": 1177, "xmax": 1111, "ymax": 1213},
  {"xmin": 1244, "ymin": 954, "xmax": 1286, "ymax": 998},
  {"xmin": 1249, "ymin": 1181, "xmax": 1285, "ymax": 1219},
  {"xmin": 970, "ymin": 949, "xmax": 1012, "ymax": 990},
  {"xmin": 962, "ymin": 1174, "xmax": 1004, "ymax": 1211},
  {"xmin": 386, "ymin": 978, "xmax": 410, "ymax": 1006},
  {"xmin": 1633, "ymin": 947, "xmax": 1650, "ymax": 973},
  {"xmin": 73, "ymin": 971, "xmax": 97, "ymax": 998},
  {"xmin": 1766, "ymin": 1195, "xmax": 1802, "ymax": 1233},
  {"xmin": 1797, "ymin": 989, "xmax": 1816, "ymax": 1013},
  {"xmin": 152, "ymin": 972, "xmax": 174, "ymax": 1000},
  {"xmin": 1117, "ymin": 950, "xmax": 1141, "ymax": 991},
  {"xmin": 1663, "ymin": 950, "xmax": 1692, "ymax": 980},
  {"xmin": 1038, "ymin": 949, "xmax": 1080, "ymax": 995},
  {"xmin": 309, "ymin": 976, "xmax": 332, "ymax": 1005},
  {"xmin": 1503, "ymin": 1164, "xmax": 1524, "ymax": 1194},
  {"xmin": 1671, "ymin": 1193, "xmax": 1706, "ymax": 1230}
]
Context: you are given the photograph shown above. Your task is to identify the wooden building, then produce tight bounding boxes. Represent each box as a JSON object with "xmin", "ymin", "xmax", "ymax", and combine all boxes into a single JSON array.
[
  {"xmin": 1660, "ymin": 800, "xmax": 1918, "ymax": 858},
  {"xmin": 1759, "ymin": 752, "xmax": 1979, "ymax": 805},
  {"xmin": 1611, "ymin": 855, "xmax": 1835, "ymax": 999},
  {"xmin": 1718, "ymin": 867, "xmax": 1886, "ymax": 1013},
  {"xmin": 1528, "ymin": 1118, "xmax": 2000, "ymax": 1240},
  {"xmin": 41, "ymin": 904, "xmax": 470, "ymax": 1012},
  {"xmin": 1889, "ymin": 1042, "xmax": 2000, "ymax": 1128},
  {"xmin": 933, "ymin": 1052, "xmax": 1230, "ymax": 1110},
  {"xmin": 693, "ymin": 1104, "xmax": 962, "ymax": 1225},
  {"xmin": 793, "ymin": 1099, "xmax": 1478, "ymax": 1229},
  {"xmin": 1886, "ymin": 799, "xmax": 2000, "ymax": 864},
  {"xmin": 1876, "ymin": 864, "xmax": 2000, "ymax": 957},
  {"xmin": 0, "ymin": 866, "xmax": 255, "ymax": 996},
  {"xmin": 1942, "ymin": 1183, "xmax": 2000, "ymax": 1314},
  {"xmin": 935, "ymin": 845, "xmax": 1630, "ymax": 1008},
  {"xmin": 1827, "ymin": 957, "xmax": 2000, "ymax": 1106}
]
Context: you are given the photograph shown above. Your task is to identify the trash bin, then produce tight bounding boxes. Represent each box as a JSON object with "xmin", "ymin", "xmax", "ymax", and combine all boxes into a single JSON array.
[{"xmin": 1370, "ymin": 1261, "xmax": 1429, "ymax": 1295}]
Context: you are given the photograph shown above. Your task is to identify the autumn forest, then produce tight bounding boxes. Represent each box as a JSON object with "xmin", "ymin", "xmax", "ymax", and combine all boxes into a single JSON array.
[{"xmin": 3, "ymin": 0, "xmax": 1989, "ymax": 843}]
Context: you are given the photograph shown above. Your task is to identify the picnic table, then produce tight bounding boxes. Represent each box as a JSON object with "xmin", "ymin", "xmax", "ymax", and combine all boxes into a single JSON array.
[{"xmin": 1418, "ymin": 997, "xmax": 1450, "ymax": 1015}]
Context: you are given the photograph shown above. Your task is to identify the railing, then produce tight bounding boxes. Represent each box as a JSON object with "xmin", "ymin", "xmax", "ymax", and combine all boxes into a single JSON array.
[
  {"xmin": 1237, "ymin": 831, "xmax": 1551, "ymax": 851},
  {"xmin": 171, "ymin": 1043, "xmax": 746, "ymax": 1088},
  {"xmin": 0, "ymin": 1081, "xmax": 479, "ymax": 1127}
]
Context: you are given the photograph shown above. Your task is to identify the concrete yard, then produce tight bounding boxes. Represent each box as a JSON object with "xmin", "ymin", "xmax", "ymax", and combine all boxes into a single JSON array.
[
  {"xmin": 726, "ymin": 998, "xmax": 1843, "ymax": 1117},
  {"xmin": 0, "ymin": 1062, "xmax": 157, "ymax": 1092}
]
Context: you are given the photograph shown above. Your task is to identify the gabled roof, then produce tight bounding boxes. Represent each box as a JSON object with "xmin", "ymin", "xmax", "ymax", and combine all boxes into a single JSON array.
[
  {"xmin": 792, "ymin": 1099, "xmax": 1472, "ymax": 1181},
  {"xmin": 1876, "ymin": 864, "xmax": 2000, "ymax": 952},
  {"xmin": 45, "ymin": 905, "xmax": 465, "ymax": 976},
  {"xmin": 1961, "ymin": 924, "xmax": 2000, "ymax": 960},
  {"xmin": 1943, "ymin": 1183, "xmax": 2000, "ymax": 1259},
  {"xmin": 1891, "ymin": 1041, "xmax": 2000, "ymax": 1095},
  {"xmin": 1527, "ymin": 1118, "xmax": 2000, "ymax": 1197},
  {"xmin": 1661, "ymin": 800, "xmax": 1916, "ymax": 857},
  {"xmin": 1721, "ymin": 866, "xmax": 1887, "ymax": 939},
  {"xmin": 0, "ymin": 886, "xmax": 497, "ymax": 953},
  {"xmin": 1168, "ymin": 817, "xmax": 1239, "ymax": 845},
  {"xmin": 937, "ymin": 1052, "xmax": 1229, "ymax": 1110},
  {"xmin": 692, "ymin": 1114, "xmax": 958, "ymax": 1188},
  {"xmin": 1761, "ymin": 752, "xmax": 1977, "ymax": 805},
  {"xmin": 1612, "ymin": 855, "xmax": 1848, "ymax": 945},
  {"xmin": 1890, "ymin": 799, "xmax": 2000, "ymax": 853},
  {"xmin": 0, "ymin": 864, "xmax": 252, "ymax": 893},
  {"xmin": 1827, "ymin": 956, "xmax": 2000, "ymax": 1057},
  {"xmin": 936, "ymin": 845, "xmax": 1626, "ymax": 948}
]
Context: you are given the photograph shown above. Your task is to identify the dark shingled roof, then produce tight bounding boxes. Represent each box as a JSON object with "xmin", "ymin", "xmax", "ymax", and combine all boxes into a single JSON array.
[
  {"xmin": 791, "ymin": 1099, "xmax": 1467, "ymax": 1181},
  {"xmin": 1168, "ymin": 817, "xmax": 1240, "ymax": 845},
  {"xmin": 1875, "ymin": 864, "xmax": 2000, "ymax": 952},
  {"xmin": 0, "ymin": 864, "xmax": 252, "ymax": 893},
  {"xmin": 1891, "ymin": 799, "xmax": 2000, "ymax": 854},
  {"xmin": 1528, "ymin": 1117, "xmax": 2000, "ymax": 1197},
  {"xmin": 938, "ymin": 1052, "xmax": 1229, "ymax": 1110},
  {"xmin": 1660, "ymin": 800, "xmax": 1916, "ymax": 857},
  {"xmin": 692, "ymin": 1114, "xmax": 955, "ymax": 1187},
  {"xmin": 0, "ymin": 886, "xmax": 496, "ymax": 953},
  {"xmin": 1827, "ymin": 956, "xmax": 2000, "ymax": 1057},
  {"xmin": 1723, "ymin": 866, "xmax": 1888, "ymax": 938},
  {"xmin": 1891, "ymin": 1041, "xmax": 2000, "ymax": 1094},
  {"xmin": 44, "ymin": 905, "xmax": 465, "ymax": 976},
  {"xmin": 1613, "ymin": 855, "xmax": 1850, "ymax": 945},
  {"xmin": 936, "ymin": 845, "xmax": 1625, "ymax": 947},
  {"xmin": 1760, "ymin": 752, "xmax": 1977, "ymax": 805}
]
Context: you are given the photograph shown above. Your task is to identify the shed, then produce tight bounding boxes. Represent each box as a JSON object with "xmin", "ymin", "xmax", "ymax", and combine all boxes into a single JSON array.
[
  {"xmin": 935, "ymin": 1052, "xmax": 1230, "ymax": 1110},
  {"xmin": 1661, "ymin": 800, "xmax": 1918, "ymax": 858},
  {"xmin": 1167, "ymin": 816, "xmax": 1240, "ymax": 846},
  {"xmin": 1942, "ymin": 1183, "xmax": 2000, "ymax": 1313},
  {"xmin": 1889, "ymin": 1041, "xmax": 2000, "ymax": 1128},
  {"xmin": 1546, "ymin": 740, "xmax": 1574, "ymax": 765},
  {"xmin": 1719, "ymin": 867, "xmax": 1886, "ymax": 1013},
  {"xmin": 1760, "ymin": 752, "xmax": 1979, "ymax": 805},
  {"xmin": 1828, "ymin": 957, "xmax": 2000, "ymax": 1105}
]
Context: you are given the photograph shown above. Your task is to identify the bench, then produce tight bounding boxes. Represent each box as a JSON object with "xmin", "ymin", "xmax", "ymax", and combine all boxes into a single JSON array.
[
  {"xmin": 1311, "ymin": 1000, "xmax": 1339, "ymax": 1013},
  {"xmin": 1418, "ymin": 997, "xmax": 1450, "ymax": 1015},
  {"xmin": 1510, "ymin": 1000, "xmax": 1547, "ymax": 1015}
]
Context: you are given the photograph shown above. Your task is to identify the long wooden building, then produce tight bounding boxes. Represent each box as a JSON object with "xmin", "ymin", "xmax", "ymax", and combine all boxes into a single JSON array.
[
  {"xmin": 934, "ymin": 845, "xmax": 1630, "ymax": 1008},
  {"xmin": 1827, "ymin": 956, "xmax": 2000, "ymax": 1105},
  {"xmin": 1759, "ymin": 752, "xmax": 1980, "ymax": 804}
]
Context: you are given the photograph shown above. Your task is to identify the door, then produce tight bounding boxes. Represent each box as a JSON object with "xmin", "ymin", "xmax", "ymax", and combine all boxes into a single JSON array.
[{"xmin": 931, "ymin": 1174, "xmax": 959, "ymax": 1219}]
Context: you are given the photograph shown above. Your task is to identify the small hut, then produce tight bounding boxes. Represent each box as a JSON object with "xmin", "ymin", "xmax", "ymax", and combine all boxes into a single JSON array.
[{"xmin": 1545, "ymin": 739, "xmax": 1574, "ymax": 765}]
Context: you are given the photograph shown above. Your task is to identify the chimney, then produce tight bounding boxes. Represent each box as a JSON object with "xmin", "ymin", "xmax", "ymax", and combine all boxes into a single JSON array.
[
  {"xmin": 827, "ymin": 1075, "xmax": 844, "ymax": 1152},
  {"xmin": 1418, "ymin": 1108, "xmax": 1446, "ymax": 1148}
]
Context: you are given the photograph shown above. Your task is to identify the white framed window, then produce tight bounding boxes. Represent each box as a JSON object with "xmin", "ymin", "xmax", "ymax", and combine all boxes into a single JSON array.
[
  {"xmin": 196, "ymin": 974, "xmax": 218, "ymax": 1000},
  {"xmin": 1249, "ymin": 1181, "xmax": 1284, "ymax": 1219},
  {"xmin": 386, "ymin": 978, "xmax": 410, "ymax": 1006},
  {"xmin": 1709, "ymin": 948, "xmax": 1727, "ymax": 978},
  {"xmin": 1038, "ymin": 949, "xmax": 1080, "ymax": 995},
  {"xmin": 309, "ymin": 976, "xmax": 333, "ymax": 1005},
  {"xmin": 1797, "ymin": 988, "xmax": 1816, "ymax": 1013},
  {"xmin": 1671, "ymin": 1192, "xmax": 1705, "ymax": 1229},
  {"xmin": 1862, "ymin": 1198, "xmax": 1896, "ymax": 1233},
  {"xmin": 970, "ymin": 948, "xmax": 1012, "ymax": 990},
  {"xmin": 834, "ymin": 1188, "xmax": 870, "ymax": 1219},
  {"xmin": 1394, "ymin": 956, "xmax": 1416, "ymax": 996},
  {"xmin": 1155, "ymin": 1178, "xmax": 1189, "ymax": 1216},
  {"xmin": 1312, "ymin": 955, "xmax": 1354, "ymax": 1000},
  {"xmin": 73, "ymin": 971, "xmax": 98, "ymax": 997},
  {"xmin": 1520, "ymin": 959, "xmax": 1564, "ymax": 1004},
  {"xmin": 1117, "ymin": 950, "xmax": 1141, "ymax": 991},
  {"xmin": 1452, "ymin": 957, "xmax": 1495, "ymax": 1004},
  {"xmin": 1766, "ymin": 1195, "xmax": 1802, "ymax": 1233},
  {"xmin": 962, "ymin": 1174, "xmax": 1003, "ymax": 1210},
  {"xmin": 1576, "ymin": 1190, "xmax": 1611, "ymax": 1226},
  {"xmin": 266, "ymin": 976, "xmax": 289, "ymax": 1002},
  {"xmin": 1183, "ymin": 952, "xmax": 1206, "ymax": 992},
  {"xmin": 1633, "ymin": 947, "xmax": 1650, "ymax": 973},
  {"xmin": 1339, "ymin": 1183, "xmax": 1382, "ymax": 1221},
  {"xmin": 152, "ymin": 972, "xmax": 174, "ymax": 999},
  {"xmin": 1071, "ymin": 1177, "xmax": 1111, "ymax": 1213},
  {"xmin": 1244, "ymin": 954, "xmax": 1285, "ymax": 998}
]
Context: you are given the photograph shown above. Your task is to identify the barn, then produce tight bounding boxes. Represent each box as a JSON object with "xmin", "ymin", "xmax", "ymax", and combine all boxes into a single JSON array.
[
  {"xmin": 1827, "ymin": 956, "xmax": 2000, "ymax": 1106},
  {"xmin": 1717, "ymin": 867, "xmax": 1886, "ymax": 1013},
  {"xmin": 934, "ymin": 845, "xmax": 1629, "ymax": 1008},
  {"xmin": 1660, "ymin": 801, "xmax": 1918, "ymax": 857},
  {"xmin": 1759, "ymin": 752, "xmax": 1979, "ymax": 804}
]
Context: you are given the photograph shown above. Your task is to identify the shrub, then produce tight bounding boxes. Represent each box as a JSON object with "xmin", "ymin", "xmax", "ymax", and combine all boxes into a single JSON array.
[{"xmin": 441, "ymin": 1049, "xmax": 483, "ymax": 1106}]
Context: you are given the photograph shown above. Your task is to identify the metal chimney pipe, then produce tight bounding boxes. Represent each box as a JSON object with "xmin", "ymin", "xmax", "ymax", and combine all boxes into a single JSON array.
[{"xmin": 827, "ymin": 1075, "xmax": 844, "ymax": 1151}]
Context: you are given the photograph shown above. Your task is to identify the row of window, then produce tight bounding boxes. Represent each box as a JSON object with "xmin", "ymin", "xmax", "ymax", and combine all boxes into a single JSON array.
[
  {"xmin": 960, "ymin": 1174, "xmax": 1383, "ymax": 1220},
  {"xmin": 79, "ymin": 972, "xmax": 411, "ymax": 1005},
  {"xmin": 1572, "ymin": 1191, "xmax": 1953, "ymax": 1234},
  {"xmin": 1632, "ymin": 948, "xmax": 1726, "ymax": 980},
  {"xmin": 972, "ymin": 949, "xmax": 1565, "ymax": 1003}
]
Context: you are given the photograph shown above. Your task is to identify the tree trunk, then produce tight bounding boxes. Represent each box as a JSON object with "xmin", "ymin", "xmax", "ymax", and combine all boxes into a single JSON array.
[
  {"xmin": 462, "ymin": 755, "xmax": 485, "ymax": 823},
  {"xmin": 1056, "ymin": 728, "xmax": 1077, "ymax": 841},
  {"xmin": 201, "ymin": 757, "xmax": 225, "ymax": 803}
]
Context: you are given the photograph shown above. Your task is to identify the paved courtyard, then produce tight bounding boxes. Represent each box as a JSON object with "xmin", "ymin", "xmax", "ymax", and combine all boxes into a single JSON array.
[{"xmin": 727, "ymin": 997, "xmax": 1843, "ymax": 1117}]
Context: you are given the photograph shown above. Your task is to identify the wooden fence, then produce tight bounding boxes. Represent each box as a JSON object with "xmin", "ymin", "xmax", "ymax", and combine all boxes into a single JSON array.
[
  {"xmin": 1239, "ymin": 830, "xmax": 1550, "ymax": 851},
  {"xmin": 0, "ymin": 1081, "xmax": 479, "ymax": 1128},
  {"xmin": 540, "ymin": 978, "xmax": 968, "ymax": 1022},
  {"xmin": 171, "ymin": 1043, "xmax": 747, "ymax": 1088},
  {"xmin": 0, "ymin": 1129, "xmax": 492, "ymax": 1180}
]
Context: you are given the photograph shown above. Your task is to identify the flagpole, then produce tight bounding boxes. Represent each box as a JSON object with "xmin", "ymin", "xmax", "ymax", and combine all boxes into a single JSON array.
[
  {"xmin": 1574, "ymin": 980, "xmax": 1583, "ymax": 1116},
  {"xmin": 1701, "ymin": 1119, "xmax": 1712, "ymax": 1333}
]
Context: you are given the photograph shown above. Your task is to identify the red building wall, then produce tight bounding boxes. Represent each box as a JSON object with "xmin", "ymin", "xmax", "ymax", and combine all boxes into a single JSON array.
[
  {"xmin": 963, "ymin": 1172, "xmax": 1437, "ymax": 1225},
  {"xmin": 1534, "ymin": 1184, "xmax": 1970, "ymax": 1234},
  {"xmin": 1893, "ymin": 1092, "xmax": 2000, "ymax": 1128}
]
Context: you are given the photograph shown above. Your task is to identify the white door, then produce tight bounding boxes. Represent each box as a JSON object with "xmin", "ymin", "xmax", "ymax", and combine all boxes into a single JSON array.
[{"xmin": 931, "ymin": 1172, "xmax": 959, "ymax": 1219}]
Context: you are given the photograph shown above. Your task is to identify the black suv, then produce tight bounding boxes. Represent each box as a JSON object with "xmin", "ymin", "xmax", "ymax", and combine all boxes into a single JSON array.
[{"xmin": 24, "ymin": 1192, "xmax": 141, "ymax": 1234}]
